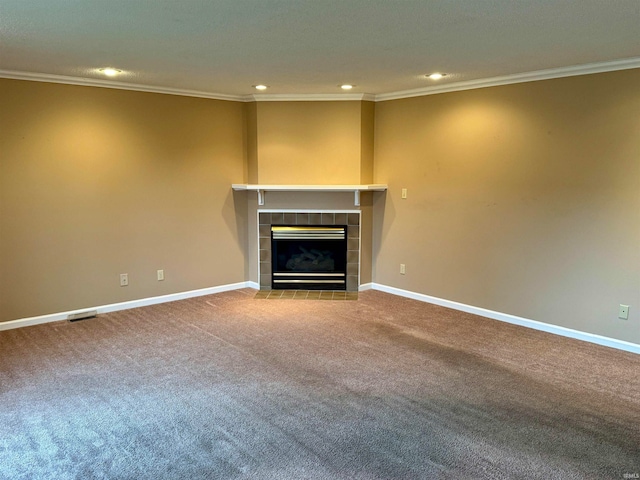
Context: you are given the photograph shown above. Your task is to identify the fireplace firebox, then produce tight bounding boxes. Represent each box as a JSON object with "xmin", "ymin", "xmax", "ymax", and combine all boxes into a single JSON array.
[{"xmin": 271, "ymin": 225, "xmax": 347, "ymax": 290}]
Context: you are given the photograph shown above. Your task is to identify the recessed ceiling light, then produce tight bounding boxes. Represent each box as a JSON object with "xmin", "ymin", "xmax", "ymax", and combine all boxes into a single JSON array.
[
  {"xmin": 426, "ymin": 73, "xmax": 446, "ymax": 80},
  {"xmin": 340, "ymin": 84, "xmax": 354, "ymax": 90},
  {"xmin": 253, "ymin": 84, "xmax": 268, "ymax": 90},
  {"xmin": 99, "ymin": 68, "xmax": 122, "ymax": 77}
]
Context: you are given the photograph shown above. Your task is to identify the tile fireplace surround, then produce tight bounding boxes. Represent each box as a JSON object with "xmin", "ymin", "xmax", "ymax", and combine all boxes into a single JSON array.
[{"xmin": 258, "ymin": 211, "xmax": 361, "ymax": 291}]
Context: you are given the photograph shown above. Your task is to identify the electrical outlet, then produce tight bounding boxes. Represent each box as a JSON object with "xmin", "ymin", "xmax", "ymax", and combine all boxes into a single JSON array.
[
  {"xmin": 400, "ymin": 264, "xmax": 406, "ymax": 275},
  {"xmin": 401, "ymin": 188, "xmax": 407, "ymax": 199},
  {"xmin": 157, "ymin": 269, "xmax": 164, "ymax": 281},
  {"xmin": 618, "ymin": 304, "xmax": 629, "ymax": 320},
  {"xmin": 120, "ymin": 273, "xmax": 129, "ymax": 287}
]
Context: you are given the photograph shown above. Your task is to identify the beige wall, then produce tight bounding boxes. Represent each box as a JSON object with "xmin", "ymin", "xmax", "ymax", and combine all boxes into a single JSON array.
[
  {"xmin": 3, "ymin": 70, "xmax": 639, "ymax": 346},
  {"xmin": 0, "ymin": 79, "xmax": 247, "ymax": 322},
  {"xmin": 250, "ymin": 101, "xmax": 373, "ymax": 184},
  {"xmin": 243, "ymin": 102, "xmax": 259, "ymax": 184},
  {"xmin": 373, "ymin": 69, "xmax": 640, "ymax": 344},
  {"xmin": 360, "ymin": 101, "xmax": 375, "ymax": 184}
]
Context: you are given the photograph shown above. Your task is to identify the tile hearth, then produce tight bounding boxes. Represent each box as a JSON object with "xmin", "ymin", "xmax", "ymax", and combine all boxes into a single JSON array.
[{"xmin": 254, "ymin": 290, "xmax": 359, "ymax": 301}]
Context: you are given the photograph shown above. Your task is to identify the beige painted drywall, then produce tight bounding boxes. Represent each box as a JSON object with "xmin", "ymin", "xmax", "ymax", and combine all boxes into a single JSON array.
[
  {"xmin": 0, "ymin": 79, "xmax": 247, "ymax": 322},
  {"xmin": 360, "ymin": 101, "xmax": 375, "ymax": 184},
  {"xmin": 250, "ymin": 101, "xmax": 373, "ymax": 184},
  {"xmin": 373, "ymin": 69, "xmax": 640, "ymax": 344},
  {"xmin": 243, "ymin": 102, "xmax": 259, "ymax": 184}
]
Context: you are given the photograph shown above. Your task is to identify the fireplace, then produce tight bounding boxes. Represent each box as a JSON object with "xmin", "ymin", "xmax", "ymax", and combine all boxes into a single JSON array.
[
  {"xmin": 258, "ymin": 211, "xmax": 360, "ymax": 291},
  {"xmin": 271, "ymin": 225, "xmax": 347, "ymax": 290}
]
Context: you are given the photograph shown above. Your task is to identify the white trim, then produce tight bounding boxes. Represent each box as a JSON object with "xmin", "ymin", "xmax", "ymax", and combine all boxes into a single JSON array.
[
  {"xmin": 4, "ymin": 58, "xmax": 637, "ymax": 104},
  {"xmin": 0, "ymin": 70, "xmax": 245, "ymax": 102},
  {"xmin": 5, "ymin": 279, "xmax": 634, "ymax": 354},
  {"xmin": 370, "ymin": 283, "xmax": 640, "ymax": 355},
  {"xmin": 0, "ymin": 282, "xmax": 255, "ymax": 332},
  {"xmin": 376, "ymin": 57, "xmax": 640, "ymax": 102},
  {"xmin": 234, "ymin": 184, "xmax": 387, "ymax": 207},
  {"xmin": 257, "ymin": 208, "xmax": 361, "ymax": 213},
  {"xmin": 232, "ymin": 184, "xmax": 387, "ymax": 191},
  {"xmin": 250, "ymin": 93, "xmax": 375, "ymax": 102}
]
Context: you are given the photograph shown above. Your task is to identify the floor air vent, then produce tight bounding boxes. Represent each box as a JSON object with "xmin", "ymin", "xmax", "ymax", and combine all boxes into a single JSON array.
[{"xmin": 68, "ymin": 310, "xmax": 98, "ymax": 322}]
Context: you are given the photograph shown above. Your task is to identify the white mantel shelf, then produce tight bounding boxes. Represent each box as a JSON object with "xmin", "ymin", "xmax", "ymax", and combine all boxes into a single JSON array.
[{"xmin": 232, "ymin": 184, "xmax": 388, "ymax": 206}]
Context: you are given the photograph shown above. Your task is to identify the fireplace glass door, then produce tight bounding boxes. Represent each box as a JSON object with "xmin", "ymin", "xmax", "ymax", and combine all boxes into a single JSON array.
[{"xmin": 271, "ymin": 225, "xmax": 347, "ymax": 290}]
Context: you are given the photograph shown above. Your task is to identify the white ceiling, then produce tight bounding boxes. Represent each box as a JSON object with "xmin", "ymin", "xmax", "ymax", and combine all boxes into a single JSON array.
[{"xmin": 1, "ymin": 0, "xmax": 639, "ymax": 100}]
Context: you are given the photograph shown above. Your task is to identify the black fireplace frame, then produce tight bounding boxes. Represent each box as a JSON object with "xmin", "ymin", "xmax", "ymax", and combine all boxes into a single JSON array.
[{"xmin": 271, "ymin": 225, "xmax": 348, "ymax": 290}]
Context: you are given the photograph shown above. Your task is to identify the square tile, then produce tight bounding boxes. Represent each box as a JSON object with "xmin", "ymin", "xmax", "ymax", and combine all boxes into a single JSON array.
[
  {"xmin": 347, "ymin": 238, "xmax": 359, "ymax": 251},
  {"xmin": 347, "ymin": 251, "xmax": 359, "ymax": 264},
  {"xmin": 309, "ymin": 213, "xmax": 322, "ymax": 225},
  {"xmin": 321, "ymin": 212, "xmax": 335, "ymax": 225},
  {"xmin": 259, "ymin": 237, "xmax": 270, "ymax": 250},
  {"xmin": 348, "ymin": 225, "xmax": 360, "ymax": 239},
  {"xmin": 347, "ymin": 275, "xmax": 358, "ymax": 291},
  {"xmin": 260, "ymin": 273, "xmax": 272, "ymax": 287},
  {"xmin": 335, "ymin": 213, "xmax": 347, "ymax": 225},
  {"xmin": 259, "ymin": 212, "xmax": 270, "ymax": 224},
  {"xmin": 259, "ymin": 224, "xmax": 271, "ymax": 238},
  {"xmin": 259, "ymin": 249, "xmax": 271, "ymax": 262},
  {"xmin": 296, "ymin": 213, "xmax": 309, "ymax": 225},
  {"xmin": 347, "ymin": 263, "xmax": 359, "ymax": 275},
  {"xmin": 348, "ymin": 213, "xmax": 360, "ymax": 226},
  {"xmin": 255, "ymin": 290, "xmax": 359, "ymax": 301},
  {"xmin": 284, "ymin": 213, "xmax": 296, "ymax": 224},
  {"xmin": 271, "ymin": 213, "xmax": 284, "ymax": 224}
]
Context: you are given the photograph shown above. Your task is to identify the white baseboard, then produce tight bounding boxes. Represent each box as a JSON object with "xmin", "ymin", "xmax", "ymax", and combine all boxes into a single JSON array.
[
  {"xmin": 370, "ymin": 283, "xmax": 640, "ymax": 355},
  {"xmin": 0, "ymin": 282, "xmax": 257, "ymax": 332},
  {"xmin": 3, "ymin": 280, "xmax": 637, "ymax": 355}
]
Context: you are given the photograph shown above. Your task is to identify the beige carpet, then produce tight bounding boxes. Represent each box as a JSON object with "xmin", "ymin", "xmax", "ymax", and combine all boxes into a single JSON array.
[{"xmin": 1, "ymin": 289, "xmax": 638, "ymax": 479}]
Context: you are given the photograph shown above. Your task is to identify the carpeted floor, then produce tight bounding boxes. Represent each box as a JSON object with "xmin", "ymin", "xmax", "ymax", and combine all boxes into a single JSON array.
[{"xmin": 1, "ymin": 289, "xmax": 638, "ymax": 479}]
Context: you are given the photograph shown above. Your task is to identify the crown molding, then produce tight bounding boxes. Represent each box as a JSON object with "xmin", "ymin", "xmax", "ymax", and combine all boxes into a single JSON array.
[
  {"xmin": 2, "ymin": 57, "xmax": 638, "ymax": 103},
  {"xmin": 0, "ymin": 70, "xmax": 245, "ymax": 102},
  {"xmin": 376, "ymin": 57, "xmax": 640, "ymax": 102},
  {"xmin": 247, "ymin": 93, "xmax": 375, "ymax": 102}
]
